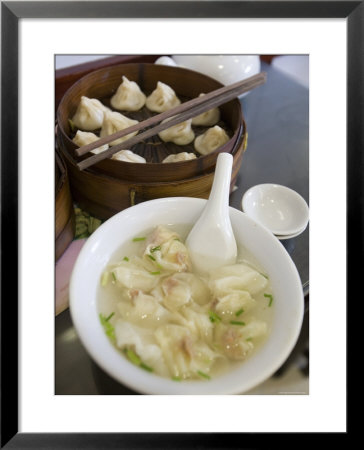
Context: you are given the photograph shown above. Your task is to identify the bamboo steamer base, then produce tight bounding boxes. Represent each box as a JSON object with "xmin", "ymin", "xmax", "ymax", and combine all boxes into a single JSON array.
[
  {"xmin": 55, "ymin": 149, "xmax": 75, "ymax": 260},
  {"xmin": 55, "ymin": 215, "xmax": 76, "ymax": 261},
  {"xmin": 58, "ymin": 128, "xmax": 246, "ymax": 221}
]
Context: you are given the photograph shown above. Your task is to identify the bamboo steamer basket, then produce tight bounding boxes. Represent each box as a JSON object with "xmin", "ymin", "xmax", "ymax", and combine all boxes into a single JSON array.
[
  {"xmin": 56, "ymin": 63, "xmax": 247, "ymax": 220},
  {"xmin": 57, "ymin": 124, "xmax": 246, "ymax": 220},
  {"xmin": 55, "ymin": 147, "xmax": 75, "ymax": 260}
]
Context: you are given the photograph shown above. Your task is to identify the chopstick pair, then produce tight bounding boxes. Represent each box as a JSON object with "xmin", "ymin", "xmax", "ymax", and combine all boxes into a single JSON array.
[{"xmin": 76, "ymin": 71, "xmax": 267, "ymax": 171}]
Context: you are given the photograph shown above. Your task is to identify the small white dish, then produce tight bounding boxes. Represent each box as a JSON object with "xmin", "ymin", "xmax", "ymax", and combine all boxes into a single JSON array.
[
  {"xmin": 275, "ymin": 223, "xmax": 308, "ymax": 240},
  {"xmin": 242, "ymin": 184, "xmax": 309, "ymax": 236}
]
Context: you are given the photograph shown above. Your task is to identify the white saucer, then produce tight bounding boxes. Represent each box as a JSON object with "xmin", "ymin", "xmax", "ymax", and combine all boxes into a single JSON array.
[
  {"xmin": 275, "ymin": 223, "xmax": 308, "ymax": 240},
  {"xmin": 242, "ymin": 184, "xmax": 309, "ymax": 236}
]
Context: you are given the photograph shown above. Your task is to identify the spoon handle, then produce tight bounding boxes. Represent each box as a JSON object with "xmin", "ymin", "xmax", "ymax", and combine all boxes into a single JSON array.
[
  {"xmin": 185, "ymin": 152, "xmax": 237, "ymax": 274},
  {"xmin": 204, "ymin": 153, "xmax": 233, "ymax": 216}
]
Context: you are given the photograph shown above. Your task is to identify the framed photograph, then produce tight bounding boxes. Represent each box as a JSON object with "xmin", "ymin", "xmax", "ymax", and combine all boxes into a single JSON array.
[{"xmin": 2, "ymin": 1, "xmax": 360, "ymax": 447}]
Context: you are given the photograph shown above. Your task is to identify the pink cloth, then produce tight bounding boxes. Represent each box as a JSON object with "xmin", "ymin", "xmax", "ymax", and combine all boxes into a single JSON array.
[{"xmin": 55, "ymin": 239, "xmax": 87, "ymax": 315}]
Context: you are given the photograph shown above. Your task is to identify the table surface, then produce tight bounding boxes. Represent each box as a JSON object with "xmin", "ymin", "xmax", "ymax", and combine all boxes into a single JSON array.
[{"xmin": 55, "ymin": 61, "xmax": 309, "ymax": 395}]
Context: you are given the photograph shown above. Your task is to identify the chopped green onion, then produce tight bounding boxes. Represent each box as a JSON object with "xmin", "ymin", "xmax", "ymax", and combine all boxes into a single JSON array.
[
  {"xmin": 132, "ymin": 237, "xmax": 146, "ymax": 242},
  {"xmin": 197, "ymin": 370, "xmax": 211, "ymax": 380},
  {"xmin": 235, "ymin": 308, "xmax": 244, "ymax": 317},
  {"xmin": 124, "ymin": 349, "xmax": 154, "ymax": 372},
  {"xmin": 140, "ymin": 362, "xmax": 153, "ymax": 372},
  {"xmin": 209, "ymin": 310, "xmax": 222, "ymax": 323},
  {"xmin": 172, "ymin": 376, "xmax": 182, "ymax": 382},
  {"xmin": 246, "ymin": 337, "xmax": 253, "ymax": 341},
  {"xmin": 111, "ymin": 271, "xmax": 116, "ymax": 282},
  {"xmin": 99, "ymin": 313, "xmax": 116, "ymax": 343},
  {"xmin": 123, "ymin": 256, "xmax": 129, "ymax": 262},
  {"xmin": 147, "ymin": 254, "xmax": 156, "ymax": 261},
  {"xmin": 264, "ymin": 293, "xmax": 273, "ymax": 307},
  {"xmin": 150, "ymin": 271, "xmax": 161, "ymax": 275},
  {"xmin": 100, "ymin": 272, "xmax": 109, "ymax": 287},
  {"xmin": 230, "ymin": 320, "xmax": 246, "ymax": 326},
  {"xmin": 150, "ymin": 245, "xmax": 161, "ymax": 253},
  {"xmin": 105, "ymin": 312, "xmax": 115, "ymax": 322},
  {"xmin": 125, "ymin": 348, "xmax": 141, "ymax": 366}
]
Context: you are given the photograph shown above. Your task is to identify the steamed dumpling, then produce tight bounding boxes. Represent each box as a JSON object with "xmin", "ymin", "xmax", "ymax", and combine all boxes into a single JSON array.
[
  {"xmin": 146, "ymin": 81, "xmax": 181, "ymax": 112},
  {"xmin": 72, "ymin": 130, "xmax": 108, "ymax": 155},
  {"xmin": 71, "ymin": 96, "xmax": 109, "ymax": 131},
  {"xmin": 143, "ymin": 225, "xmax": 191, "ymax": 273},
  {"xmin": 214, "ymin": 291, "xmax": 255, "ymax": 320},
  {"xmin": 114, "ymin": 320, "xmax": 169, "ymax": 376},
  {"xmin": 191, "ymin": 93, "xmax": 220, "ymax": 126},
  {"xmin": 180, "ymin": 307, "xmax": 215, "ymax": 344},
  {"xmin": 117, "ymin": 290, "xmax": 172, "ymax": 328},
  {"xmin": 111, "ymin": 149, "xmax": 146, "ymax": 163},
  {"xmin": 154, "ymin": 324, "xmax": 218, "ymax": 379},
  {"xmin": 110, "ymin": 76, "xmax": 146, "ymax": 111},
  {"xmin": 158, "ymin": 118, "xmax": 195, "ymax": 145},
  {"xmin": 161, "ymin": 273, "xmax": 210, "ymax": 310},
  {"xmin": 194, "ymin": 125, "xmax": 230, "ymax": 155},
  {"xmin": 100, "ymin": 110, "xmax": 139, "ymax": 146},
  {"xmin": 111, "ymin": 259, "xmax": 160, "ymax": 292},
  {"xmin": 209, "ymin": 263, "xmax": 268, "ymax": 297},
  {"xmin": 214, "ymin": 320, "xmax": 267, "ymax": 360},
  {"xmin": 162, "ymin": 152, "xmax": 197, "ymax": 163}
]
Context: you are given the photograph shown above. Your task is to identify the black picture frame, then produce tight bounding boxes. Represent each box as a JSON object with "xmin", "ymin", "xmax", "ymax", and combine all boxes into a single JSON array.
[{"xmin": 1, "ymin": 1, "xmax": 359, "ymax": 447}]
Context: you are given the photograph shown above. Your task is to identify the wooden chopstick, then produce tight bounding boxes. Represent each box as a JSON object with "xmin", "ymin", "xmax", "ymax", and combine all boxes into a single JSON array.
[{"xmin": 76, "ymin": 72, "xmax": 266, "ymax": 171}]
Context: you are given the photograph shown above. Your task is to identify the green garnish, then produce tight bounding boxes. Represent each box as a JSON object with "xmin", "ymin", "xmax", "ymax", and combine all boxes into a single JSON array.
[
  {"xmin": 197, "ymin": 370, "xmax": 211, "ymax": 380},
  {"xmin": 140, "ymin": 362, "xmax": 154, "ymax": 372},
  {"xmin": 246, "ymin": 337, "xmax": 253, "ymax": 341},
  {"xmin": 132, "ymin": 237, "xmax": 146, "ymax": 242},
  {"xmin": 123, "ymin": 256, "xmax": 129, "ymax": 262},
  {"xmin": 100, "ymin": 272, "xmax": 109, "ymax": 287},
  {"xmin": 172, "ymin": 376, "xmax": 182, "ymax": 381},
  {"xmin": 111, "ymin": 271, "xmax": 116, "ymax": 282},
  {"xmin": 150, "ymin": 245, "xmax": 161, "ymax": 253},
  {"xmin": 230, "ymin": 320, "xmax": 246, "ymax": 326},
  {"xmin": 125, "ymin": 348, "xmax": 141, "ymax": 365},
  {"xmin": 99, "ymin": 313, "xmax": 116, "ymax": 343},
  {"xmin": 150, "ymin": 271, "xmax": 161, "ymax": 275},
  {"xmin": 235, "ymin": 308, "xmax": 244, "ymax": 317},
  {"xmin": 209, "ymin": 310, "xmax": 222, "ymax": 323},
  {"xmin": 264, "ymin": 293, "xmax": 273, "ymax": 307},
  {"xmin": 105, "ymin": 312, "xmax": 115, "ymax": 321},
  {"xmin": 147, "ymin": 254, "xmax": 156, "ymax": 261},
  {"xmin": 124, "ymin": 349, "xmax": 154, "ymax": 372}
]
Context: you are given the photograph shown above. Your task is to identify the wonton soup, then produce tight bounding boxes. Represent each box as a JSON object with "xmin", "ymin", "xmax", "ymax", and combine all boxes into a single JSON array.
[{"xmin": 98, "ymin": 225, "xmax": 274, "ymax": 381}]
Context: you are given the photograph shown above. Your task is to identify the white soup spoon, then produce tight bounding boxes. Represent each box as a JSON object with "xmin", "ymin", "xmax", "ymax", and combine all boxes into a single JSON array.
[{"xmin": 186, "ymin": 152, "xmax": 237, "ymax": 274}]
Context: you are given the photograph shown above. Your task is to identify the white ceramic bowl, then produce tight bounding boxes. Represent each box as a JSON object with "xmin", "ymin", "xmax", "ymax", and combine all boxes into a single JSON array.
[
  {"xmin": 242, "ymin": 184, "xmax": 309, "ymax": 236},
  {"xmin": 70, "ymin": 197, "xmax": 304, "ymax": 395},
  {"xmin": 155, "ymin": 55, "xmax": 261, "ymax": 98},
  {"xmin": 172, "ymin": 55, "xmax": 261, "ymax": 88}
]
